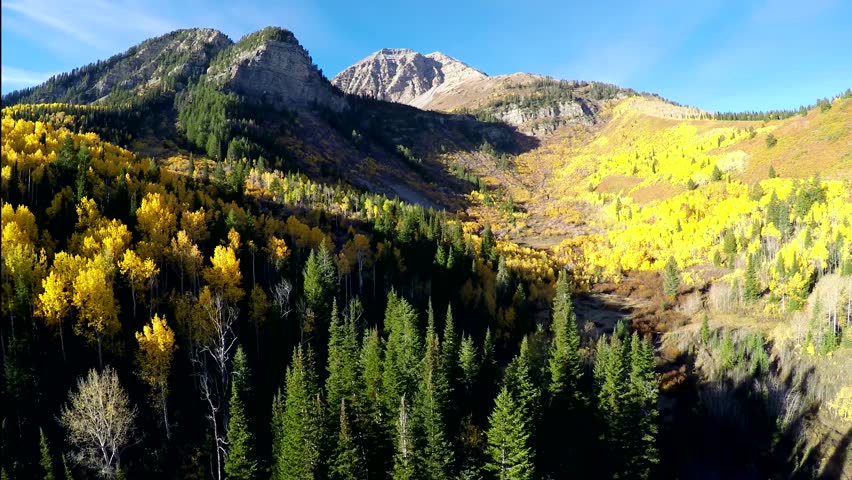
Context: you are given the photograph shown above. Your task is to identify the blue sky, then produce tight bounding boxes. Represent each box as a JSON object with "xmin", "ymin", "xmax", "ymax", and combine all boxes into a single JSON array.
[{"xmin": 2, "ymin": 0, "xmax": 850, "ymax": 111}]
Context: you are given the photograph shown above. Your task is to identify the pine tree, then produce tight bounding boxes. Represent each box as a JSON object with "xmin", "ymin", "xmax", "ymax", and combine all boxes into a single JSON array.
[
  {"xmin": 504, "ymin": 337, "xmax": 541, "ymax": 429},
  {"xmin": 485, "ymin": 386, "xmax": 534, "ymax": 480},
  {"xmin": 458, "ymin": 335, "xmax": 478, "ymax": 398},
  {"xmin": 360, "ymin": 327, "xmax": 392, "ymax": 477},
  {"xmin": 382, "ymin": 290, "xmax": 422, "ymax": 420},
  {"xmin": 544, "ymin": 272, "xmax": 585, "ymax": 475},
  {"xmin": 330, "ymin": 399, "xmax": 363, "ymax": 480},
  {"xmin": 224, "ymin": 346, "xmax": 258, "ymax": 480},
  {"xmin": 393, "ymin": 396, "xmax": 416, "ymax": 480},
  {"xmin": 626, "ymin": 333, "xmax": 659, "ymax": 479},
  {"xmin": 594, "ymin": 333, "xmax": 632, "ymax": 479},
  {"xmin": 39, "ymin": 428, "xmax": 56, "ymax": 480},
  {"xmin": 273, "ymin": 346, "xmax": 324, "ymax": 480},
  {"xmin": 744, "ymin": 255, "xmax": 761, "ymax": 303},
  {"xmin": 414, "ymin": 311, "xmax": 453, "ymax": 479},
  {"xmin": 700, "ymin": 313, "xmax": 711, "ymax": 345},
  {"xmin": 769, "ymin": 165, "xmax": 777, "ymax": 178},
  {"xmin": 663, "ymin": 256, "xmax": 681, "ymax": 297},
  {"xmin": 326, "ymin": 299, "xmax": 360, "ymax": 425},
  {"xmin": 547, "ymin": 272, "xmax": 583, "ymax": 405}
]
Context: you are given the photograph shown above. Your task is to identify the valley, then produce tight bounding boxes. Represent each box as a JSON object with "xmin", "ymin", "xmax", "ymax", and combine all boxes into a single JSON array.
[{"xmin": 1, "ymin": 23, "xmax": 850, "ymax": 480}]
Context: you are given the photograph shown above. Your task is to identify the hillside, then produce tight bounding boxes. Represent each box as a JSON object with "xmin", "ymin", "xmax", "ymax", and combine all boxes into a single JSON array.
[
  {"xmin": 1, "ymin": 24, "xmax": 851, "ymax": 480},
  {"xmin": 1, "ymin": 28, "xmax": 231, "ymax": 105}
]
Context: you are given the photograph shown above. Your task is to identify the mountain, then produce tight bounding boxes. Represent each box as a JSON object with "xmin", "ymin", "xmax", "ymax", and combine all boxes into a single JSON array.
[
  {"xmin": 333, "ymin": 49, "xmax": 639, "ymax": 135},
  {"xmin": 2, "ymin": 28, "xmax": 231, "ymax": 105},
  {"xmin": 203, "ymin": 27, "xmax": 346, "ymax": 112},
  {"xmin": 2, "ymin": 23, "xmax": 852, "ymax": 480},
  {"xmin": 332, "ymin": 48, "xmax": 486, "ymax": 107}
]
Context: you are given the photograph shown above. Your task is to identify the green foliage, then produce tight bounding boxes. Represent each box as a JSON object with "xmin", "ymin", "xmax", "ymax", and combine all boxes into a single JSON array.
[
  {"xmin": 700, "ymin": 313, "xmax": 711, "ymax": 345},
  {"xmin": 413, "ymin": 313, "xmax": 453, "ymax": 479},
  {"xmin": 330, "ymin": 399, "xmax": 363, "ymax": 480},
  {"xmin": 225, "ymin": 346, "xmax": 258, "ymax": 480},
  {"xmin": 485, "ymin": 386, "xmax": 534, "ymax": 480},
  {"xmin": 326, "ymin": 299, "xmax": 361, "ymax": 427},
  {"xmin": 743, "ymin": 255, "xmax": 761, "ymax": 303},
  {"xmin": 382, "ymin": 291, "xmax": 423, "ymax": 418},
  {"xmin": 765, "ymin": 133, "xmax": 778, "ymax": 148},
  {"xmin": 768, "ymin": 164, "xmax": 777, "ymax": 178},
  {"xmin": 663, "ymin": 256, "xmax": 681, "ymax": 297},
  {"xmin": 39, "ymin": 428, "xmax": 56, "ymax": 480},
  {"xmin": 273, "ymin": 346, "xmax": 324, "ymax": 480},
  {"xmin": 710, "ymin": 164, "xmax": 723, "ymax": 182},
  {"xmin": 504, "ymin": 337, "xmax": 541, "ymax": 431},
  {"xmin": 547, "ymin": 272, "xmax": 583, "ymax": 406}
]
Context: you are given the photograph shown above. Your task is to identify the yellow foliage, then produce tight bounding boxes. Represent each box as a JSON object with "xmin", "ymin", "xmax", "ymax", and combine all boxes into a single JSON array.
[
  {"xmin": 202, "ymin": 245, "xmax": 244, "ymax": 303},
  {"xmin": 135, "ymin": 314, "xmax": 176, "ymax": 409}
]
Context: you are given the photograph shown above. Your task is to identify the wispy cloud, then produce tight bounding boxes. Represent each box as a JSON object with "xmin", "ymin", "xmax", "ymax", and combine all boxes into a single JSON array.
[
  {"xmin": 1, "ymin": 65, "xmax": 53, "ymax": 89},
  {"xmin": 1, "ymin": 0, "xmax": 179, "ymax": 51}
]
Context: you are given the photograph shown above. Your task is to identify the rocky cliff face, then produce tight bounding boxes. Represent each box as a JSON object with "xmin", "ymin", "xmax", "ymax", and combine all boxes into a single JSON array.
[
  {"xmin": 3, "ymin": 28, "xmax": 232, "ymax": 105},
  {"xmin": 332, "ymin": 48, "xmax": 486, "ymax": 105},
  {"xmin": 208, "ymin": 27, "xmax": 346, "ymax": 112}
]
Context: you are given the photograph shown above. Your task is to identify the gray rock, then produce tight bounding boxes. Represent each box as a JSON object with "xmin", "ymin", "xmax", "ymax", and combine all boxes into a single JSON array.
[
  {"xmin": 210, "ymin": 39, "xmax": 346, "ymax": 112},
  {"xmin": 332, "ymin": 48, "xmax": 485, "ymax": 105}
]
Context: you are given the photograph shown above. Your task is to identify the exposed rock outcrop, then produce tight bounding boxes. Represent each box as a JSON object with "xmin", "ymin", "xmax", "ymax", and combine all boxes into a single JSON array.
[
  {"xmin": 208, "ymin": 27, "xmax": 346, "ymax": 112},
  {"xmin": 332, "ymin": 48, "xmax": 486, "ymax": 105}
]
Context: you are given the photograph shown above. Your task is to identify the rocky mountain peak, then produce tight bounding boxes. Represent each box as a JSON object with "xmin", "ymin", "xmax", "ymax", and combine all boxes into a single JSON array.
[
  {"xmin": 331, "ymin": 48, "xmax": 486, "ymax": 106},
  {"xmin": 205, "ymin": 27, "xmax": 346, "ymax": 111}
]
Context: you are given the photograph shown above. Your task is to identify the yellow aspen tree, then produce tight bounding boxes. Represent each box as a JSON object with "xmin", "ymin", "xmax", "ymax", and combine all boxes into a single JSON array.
[
  {"xmin": 180, "ymin": 208, "xmax": 210, "ymax": 243},
  {"xmin": 118, "ymin": 249, "xmax": 159, "ymax": 318},
  {"xmin": 266, "ymin": 235, "xmax": 290, "ymax": 273},
  {"xmin": 169, "ymin": 230, "xmax": 203, "ymax": 293},
  {"xmin": 135, "ymin": 314, "xmax": 176, "ymax": 439},
  {"xmin": 202, "ymin": 245, "xmax": 244, "ymax": 304},
  {"xmin": 135, "ymin": 192, "xmax": 177, "ymax": 261},
  {"xmin": 72, "ymin": 260, "xmax": 120, "ymax": 368},
  {"xmin": 37, "ymin": 270, "xmax": 71, "ymax": 361}
]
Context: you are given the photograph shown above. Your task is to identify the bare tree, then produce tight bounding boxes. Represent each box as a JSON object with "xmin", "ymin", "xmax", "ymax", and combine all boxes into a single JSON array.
[
  {"xmin": 271, "ymin": 279, "xmax": 293, "ymax": 324},
  {"xmin": 61, "ymin": 367, "xmax": 137, "ymax": 479},
  {"xmin": 193, "ymin": 289, "xmax": 239, "ymax": 480}
]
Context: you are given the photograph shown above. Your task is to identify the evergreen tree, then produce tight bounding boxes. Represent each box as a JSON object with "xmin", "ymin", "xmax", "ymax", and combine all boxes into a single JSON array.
[
  {"xmin": 594, "ymin": 333, "xmax": 632, "ymax": 479},
  {"xmin": 547, "ymin": 272, "xmax": 583, "ymax": 405},
  {"xmin": 710, "ymin": 165, "xmax": 723, "ymax": 181},
  {"xmin": 302, "ymin": 242, "xmax": 338, "ymax": 336},
  {"xmin": 224, "ymin": 346, "xmax": 258, "ymax": 480},
  {"xmin": 744, "ymin": 255, "xmax": 761, "ymax": 303},
  {"xmin": 414, "ymin": 311, "xmax": 453, "ymax": 479},
  {"xmin": 700, "ymin": 313, "xmax": 711, "ymax": 345},
  {"xmin": 663, "ymin": 256, "xmax": 681, "ymax": 297},
  {"xmin": 544, "ymin": 272, "xmax": 585, "ymax": 475},
  {"xmin": 273, "ymin": 346, "xmax": 324, "ymax": 480},
  {"xmin": 440, "ymin": 304, "xmax": 459, "ymax": 390},
  {"xmin": 504, "ymin": 337, "xmax": 541, "ymax": 434},
  {"xmin": 330, "ymin": 399, "xmax": 363, "ymax": 480},
  {"xmin": 485, "ymin": 386, "xmax": 534, "ymax": 480},
  {"xmin": 626, "ymin": 333, "xmax": 659, "ymax": 479},
  {"xmin": 382, "ymin": 291, "xmax": 422, "ymax": 419},
  {"xmin": 39, "ymin": 428, "xmax": 56, "ymax": 480},
  {"xmin": 326, "ymin": 299, "xmax": 360, "ymax": 425},
  {"xmin": 768, "ymin": 165, "xmax": 777, "ymax": 178},
  {"xmin": 480, "ymin": 224, "xmax": 497, "ymax": 265},
  {"xmin": 392, "ymin": 396, "xmax": 416, "ymax": 480},
  {"xmin": 458, "ymin": 335, "xmax": 478, "ymax": 399},
  {"xmin": 361, "ymin": 328, "xmax": 392, "ymax": 477}
]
